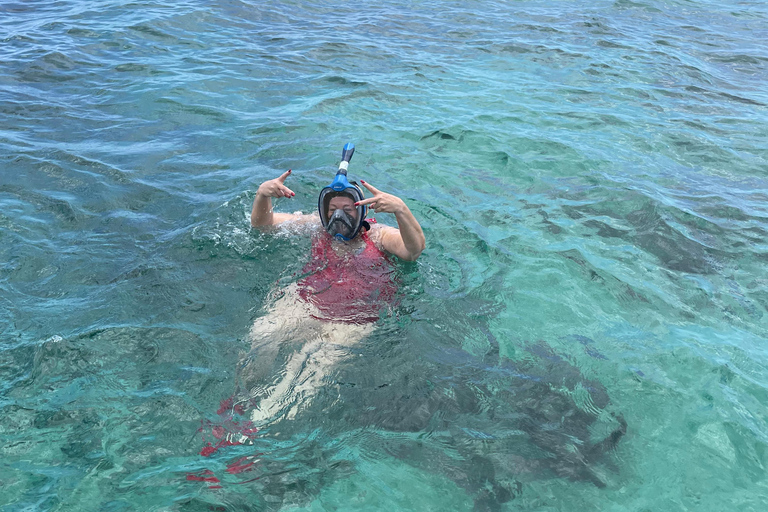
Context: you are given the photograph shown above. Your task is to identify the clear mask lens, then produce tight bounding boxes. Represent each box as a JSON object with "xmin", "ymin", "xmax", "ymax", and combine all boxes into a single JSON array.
[{"xmin": 327, "ymin": 209, "xmax": 356, "ymax": 238}]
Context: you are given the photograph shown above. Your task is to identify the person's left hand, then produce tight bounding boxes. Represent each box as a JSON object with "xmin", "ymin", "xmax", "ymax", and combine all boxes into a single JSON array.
[{"xmin": 356, "ymin": 180, "xmax": 406, "ymax": 215}]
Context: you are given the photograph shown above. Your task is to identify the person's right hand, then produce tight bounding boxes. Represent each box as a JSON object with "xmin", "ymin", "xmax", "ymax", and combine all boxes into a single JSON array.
[{"xmin": 257, "ymin": 170, "xmax": 295, "ymax": 198}]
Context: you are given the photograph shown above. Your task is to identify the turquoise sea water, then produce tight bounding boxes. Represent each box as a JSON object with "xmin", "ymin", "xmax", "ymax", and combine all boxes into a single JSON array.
[{"xmin": 2, "ymin": 0, "xmax": 768, "ymax": 510}]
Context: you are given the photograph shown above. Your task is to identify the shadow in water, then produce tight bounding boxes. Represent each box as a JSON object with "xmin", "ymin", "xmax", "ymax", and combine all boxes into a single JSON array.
[{"xmin": 191, "ymin": 327, "xmax": 626, "ymax": 512}]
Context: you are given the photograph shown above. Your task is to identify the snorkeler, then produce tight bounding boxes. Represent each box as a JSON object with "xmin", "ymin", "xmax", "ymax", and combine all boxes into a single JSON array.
[
  {"xmin": 250, "ymin": 143, "xmax": 425, "ymax": 260},
  {"xmin": 238, "ymin": 143, "xmax": 425, "ymax": 426}
]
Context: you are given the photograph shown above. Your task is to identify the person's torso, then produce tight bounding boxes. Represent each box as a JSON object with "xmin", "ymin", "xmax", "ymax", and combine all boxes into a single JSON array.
[{"xmin": 297, "ymin": 229, "xmax": 398, "ymax": 324}]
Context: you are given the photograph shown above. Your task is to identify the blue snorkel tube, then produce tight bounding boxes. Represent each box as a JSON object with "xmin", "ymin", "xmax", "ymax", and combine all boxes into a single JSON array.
[
  {"xmin": 339, "ymin": 142, "xmax": 355, "ymax": 173},
  {"xmin": 318, "ymin": 143, "xmax": 367, "ymax": 241},
  {"xmin": 331, "ymin": 142, "xmax": 357, "ymax": 189}
]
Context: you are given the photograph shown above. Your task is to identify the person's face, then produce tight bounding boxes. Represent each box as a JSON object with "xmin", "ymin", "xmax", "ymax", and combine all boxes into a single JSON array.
[{"xmin": 328, "ymin": 196, "xmax": 358, "ymax": 220}]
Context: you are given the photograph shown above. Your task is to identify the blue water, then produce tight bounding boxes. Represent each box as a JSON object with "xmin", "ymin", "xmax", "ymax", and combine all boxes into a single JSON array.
[{"xmin": 2, "ymin": 0, "xmax": 768, "ymax": 510}]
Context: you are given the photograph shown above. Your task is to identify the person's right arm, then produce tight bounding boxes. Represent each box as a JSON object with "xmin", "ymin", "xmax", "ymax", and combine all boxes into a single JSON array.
[{"xmin": 251, "ymin": 169, "xmax": 300, "ymax": 227}]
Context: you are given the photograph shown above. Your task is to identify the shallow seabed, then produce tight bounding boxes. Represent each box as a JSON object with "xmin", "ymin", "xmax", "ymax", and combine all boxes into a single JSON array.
[{"xmin": 2, "ymin": 0, "xmax": 768, "ymax": 510}]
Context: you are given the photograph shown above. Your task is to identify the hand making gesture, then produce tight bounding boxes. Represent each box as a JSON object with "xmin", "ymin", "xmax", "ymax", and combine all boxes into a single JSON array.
[
  {"xmin": 257, "ymin": 169, "xmax": 296, "ymax": 199},
  {"xmin": 355, "ymin": 180, "xmax": 407, "ymax": 214},
  {"xmin": 355, "ymin": 180, "xmax": 425, "ymax": 261},
  {"xmin": 251, "ymin": 170, "xmax": 309, "ymax": 227}
]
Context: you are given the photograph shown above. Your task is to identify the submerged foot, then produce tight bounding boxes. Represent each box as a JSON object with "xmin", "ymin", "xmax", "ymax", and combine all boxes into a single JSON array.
[{"xmin": 198, "ymin": 397, "xmax": 260, "ymax": 457}]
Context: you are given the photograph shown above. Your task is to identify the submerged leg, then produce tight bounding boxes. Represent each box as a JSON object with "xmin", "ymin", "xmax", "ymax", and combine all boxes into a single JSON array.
[
  {"xmin": 239, "ymin": 286, "xmax": 375, "ymax": 426},
  {"xmin": 248, "ymin": 321, "xmax": 374, "ymax": 425},
  {"xmin": 234, "ymin": 288, "xmax": 321, "ymax": 414}
]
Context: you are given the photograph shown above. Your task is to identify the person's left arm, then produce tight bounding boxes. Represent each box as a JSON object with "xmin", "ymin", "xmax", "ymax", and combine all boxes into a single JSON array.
[{"xmin": 356, "ymin": 180, "xmax": 425, "ymax": 261}]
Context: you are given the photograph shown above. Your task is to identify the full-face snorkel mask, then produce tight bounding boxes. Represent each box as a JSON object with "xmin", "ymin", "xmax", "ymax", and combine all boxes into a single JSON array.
[{"xmin": 318, "ymin": 143, "xmax": 367, "ymax": 241}]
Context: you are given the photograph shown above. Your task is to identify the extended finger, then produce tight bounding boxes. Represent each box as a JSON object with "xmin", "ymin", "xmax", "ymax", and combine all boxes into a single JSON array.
[
  {"xmin": 355, "ymin": 197, "xmax": 378, "ymax": 206},
  {"xmin": 277, "ymin": 169, "xmax": 292, "ymax": 183},
  {"xmin": 280, "ymin": 185, "xmax": 295, "ymax": 197},
  {"xmin": 360, "ymin": 180, "xmax": 380, "ymax": 195}
]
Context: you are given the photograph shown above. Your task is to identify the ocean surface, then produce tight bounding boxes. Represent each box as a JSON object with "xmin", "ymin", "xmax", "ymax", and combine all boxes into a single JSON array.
[{"xmin": 2, "ymin": 0, "xmax": 768, "ymax": 510}]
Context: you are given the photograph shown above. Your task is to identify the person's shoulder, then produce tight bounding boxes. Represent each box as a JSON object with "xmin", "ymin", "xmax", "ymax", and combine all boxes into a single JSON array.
[
  {"xmin": 266, "ymin": 212, "xmax": 321, "ymax": 234},
  {"xmin": 366, "ymin": 221, "xmax": 397, "ymax": 248},
  {"xmin": 369, "ymin": 220, "xmax": 398, "ymax": 232},
  {"xmin": 288, "ymin": 211, "xmax": 321, "ymax": 225}
]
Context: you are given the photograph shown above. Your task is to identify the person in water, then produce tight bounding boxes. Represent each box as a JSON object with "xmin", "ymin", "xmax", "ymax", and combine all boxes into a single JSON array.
[{"xmin": 237, "ymin": 144, "xmax": 425, "ymax": 427}]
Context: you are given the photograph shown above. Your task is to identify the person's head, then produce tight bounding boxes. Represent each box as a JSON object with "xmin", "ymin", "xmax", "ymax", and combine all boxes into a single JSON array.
[
  {"xmin": 318, "ymin": 163, "xmax": 367, "ymax": 240},
  {"xmin": 321, "ymin": 188, "xmax": 365, "ymax": 240}
]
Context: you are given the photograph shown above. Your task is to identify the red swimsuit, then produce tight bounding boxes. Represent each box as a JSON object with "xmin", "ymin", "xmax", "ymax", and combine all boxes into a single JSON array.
[{"xmin": 297, "ymin": 229, "xmax": 398, "ymax": 324}]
